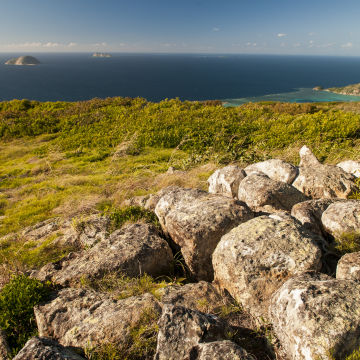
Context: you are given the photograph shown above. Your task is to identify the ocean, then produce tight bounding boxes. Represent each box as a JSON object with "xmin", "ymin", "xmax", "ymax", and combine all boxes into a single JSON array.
[{"xmin": 1, "ymin": 53, "xmax": 360, "ymax": 104}]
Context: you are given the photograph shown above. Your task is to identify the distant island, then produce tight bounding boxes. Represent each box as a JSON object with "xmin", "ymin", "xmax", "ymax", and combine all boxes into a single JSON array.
[
  {"xmin": 314, "ymin": 83, "xmax": 360, "ymax": 96},
  {"xmin": 92, "ymin": 52, "xmax": 112, "ymax": 58},
  {"xmin": 5, "ymin": 56, "xmax": 40, "ymax": 66}
]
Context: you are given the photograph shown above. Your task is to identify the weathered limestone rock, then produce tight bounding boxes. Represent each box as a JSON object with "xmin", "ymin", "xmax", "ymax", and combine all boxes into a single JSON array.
[
  {"xmin": 293, "ymin": 146, "xmax": 357, "ymax": 199},
  {"xmin": 336, "ymin": 252, "xmax": 360, "ymax": 281},
  {"xmin": 244, "ymin": 159, "xmax": 298, "ymax": 184},
  {"xmin": 321, "ymin": 200, "xmax": 360, "ymax": 237},
  {"xmin": 0, "ymin": 329, "xmax": 10, "ymax": 360},
  {"xmin": 195, "ymin": 341, "xmax": 255, "ymax": 360},
  {"xmin": 155, "ymin": 187, "xmax": 253, "ymax": 281},
  {"xmin": 161, "ymin": 281, "xmax": 225, "ymax": 313},
  {"xmin": 154, "ymin": 305, "xmax": 228, "ymax": 360},
  {"xmin": 337, "ymin": 160, "xmax": 360, "ymax": 178},
  {"xmin": 270, "ymin": 272, "xmax": 360, "ymax": 360},
  {"xmin": 291, "ymin": 199, "xmax": 335, "ymax": 235},
  {"xmin": 237, "ymin": 173, "xmax": 308, "ymax": 213},
  {"xmin": 35, "ymin": 288, "xmax": 161, "ymax": 349},
  {"xmin": 207, "ymin": 165, "xmax": 246, "ymax": 198},
  {"xmin": 33, "ymin": 223, "xmax": 173, "ymax": 286},
  {"xmin": 213, "ymin": 215, "xmax": 322, "ymax": 319},
  {"xmin": 13, "ymin": 337, "xmax": 85, "ymax": 360},
  {"xmin": 20, "ymin": 215, "xmax": 110, "ymax": 249}
]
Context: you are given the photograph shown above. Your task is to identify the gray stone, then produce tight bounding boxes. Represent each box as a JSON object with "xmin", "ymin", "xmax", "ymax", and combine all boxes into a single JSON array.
[
  {"xmin": 291, "ymin": 199, "xmax": 336, "ymax": 235},
  {"xmin": 155, "ymin": 187, "xmax": 253, "ymax": 281},
  {"xmin": 337, "ymin": 160, "xmax": 360, "ymax": 178},
  {"xmin": 0, "ymin": 329, "xmax": 10, "ymax": 360},
  {"xmin": 238, "ymin": 173, "xmax": 308, "ymax": 213},
  {"xmin": 154, "ymin": 305, "xmax": 227, "ymax": 360},
  {"xmin": 244, "ymin": 159, "xmax": 298, "ymax": 184},
  {"xmin": 195, "ymin": 341, "xmax": 255, "ymax": 360},
  {"xmin": 35, "ymin": 288, "xmax": 161, "ymax": 349},
  {"xmin": 293, "ymin": 146, "xmax": 357, "ymax": 199},
  {"xmin": 337, "ymin": 252, "xmax": 360, "ymax": 281},
  {"xmin": 270, "ymin": 272, "xmax": 360, "ymax": 360},
  {"xmin": 321, "ymin": 200, "xmax": 360, "ymax": 238},
  {"xmin": 13, "ymin": 337, "xmax": 85, "ymax": 360},
  {"xmin": 213, "ymin": 215, "xmax": 322, "ymax": 319},
  {"xmin": 208, "ymin": 165, "xmax": 246, "ymax": 198},
  {"xmin": 161, "ymin": 281, "xmax": 225, "ymax": 313},
  {"xmin": 33, "ymin": 223, "xmax": 173, "ymax": 286}
]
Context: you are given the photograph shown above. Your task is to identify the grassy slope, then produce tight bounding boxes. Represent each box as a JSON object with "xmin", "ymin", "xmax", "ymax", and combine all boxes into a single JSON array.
[{"xmin": 0, "ymin": 98, "xmax": 360, "ymax": 271}]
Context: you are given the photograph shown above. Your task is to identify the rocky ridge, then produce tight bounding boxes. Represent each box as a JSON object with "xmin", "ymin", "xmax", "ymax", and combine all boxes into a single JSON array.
[{"xmin": 2, "ymin": 145, "xmax": 360, "ymax": 360}]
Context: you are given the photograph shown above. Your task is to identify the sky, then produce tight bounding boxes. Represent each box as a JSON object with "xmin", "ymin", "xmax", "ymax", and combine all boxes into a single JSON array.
[{"xmin": 0, "ymin": 0, "xmax": 359, "ymax": 55}]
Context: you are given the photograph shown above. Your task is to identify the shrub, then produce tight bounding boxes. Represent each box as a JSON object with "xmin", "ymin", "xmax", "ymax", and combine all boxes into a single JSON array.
[
  {"xmin": 333, "ymin": 232, "xmax": 360, "ymax": 255},
  {"xmin": 0, "ymin": 275, "xmax": 51, "ymax": 354}
]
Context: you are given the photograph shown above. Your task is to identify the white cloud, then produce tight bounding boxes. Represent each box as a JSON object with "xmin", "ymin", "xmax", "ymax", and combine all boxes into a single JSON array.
[
  {"xmin": 246, "ymin": 42, "xmax": 257, "ymax": 47},
  {"xmin": 277, "ymin": 33, "xmax": 287, "ymax": 38},
  {"xmin": 67, "ymin": 42, "xmax": 78, "ymax": 47},
  {"xmin": 317, "ymin": 43, "xmax": 336, "ymax": 48},
  {"xmin": 93, "ymin": 42, "xmax": 108, "ymax": 47},
  {"xmin": 212, "ymin": 27, "xmax": 220, "ymax": 32},
  {"xmin": 43, "ymin": 42, "xmax": 60, "ymax": 47},
  {"xmin": 341, "ymin": 42, "xmax": 353, "ymax": 48}
]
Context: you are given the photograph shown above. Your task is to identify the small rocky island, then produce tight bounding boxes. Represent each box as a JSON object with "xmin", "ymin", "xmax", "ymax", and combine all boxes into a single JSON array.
[
  {"xmin": 5, "ymin": 56, "xmax": 40, "ymax": 66},
  {"xmin": 314, "ymin": 83, "xmax": 360, "ymax": 96},
  {"xmin": 92, "ymin": 52, "xmax": 112, "ymax": 58}
]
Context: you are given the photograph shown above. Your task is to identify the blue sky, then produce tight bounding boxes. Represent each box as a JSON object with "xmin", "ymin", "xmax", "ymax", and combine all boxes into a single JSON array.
[{"xmin": 0, "ymin": 0, "xmax": 359, "ymax": 55}]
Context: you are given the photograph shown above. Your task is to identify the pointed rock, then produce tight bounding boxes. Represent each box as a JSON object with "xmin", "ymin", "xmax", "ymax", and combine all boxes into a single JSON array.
[
  {"xmin": 337, "ymin": 160, "xmax": 360, "ymax": 178},
  {"xmin": 298, "ymin": 145, "xmax": 321, "ymax": 167}
]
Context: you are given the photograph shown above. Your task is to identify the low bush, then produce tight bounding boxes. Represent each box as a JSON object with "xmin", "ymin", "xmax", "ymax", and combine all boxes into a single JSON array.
[{"xmin": 0, "ymin": 275, "xmax": 52, "ymax": 355}]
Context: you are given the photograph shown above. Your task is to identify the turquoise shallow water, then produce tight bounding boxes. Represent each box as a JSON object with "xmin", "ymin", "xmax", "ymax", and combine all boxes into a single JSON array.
[{"xmin": 223, "ymin": 88, "xmax": 360, "ymax": 106}]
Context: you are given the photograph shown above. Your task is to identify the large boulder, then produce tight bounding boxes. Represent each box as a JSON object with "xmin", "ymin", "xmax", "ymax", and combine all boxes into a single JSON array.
[
  {"xmin": 155, "ymin": 187, "xmax": 253, "ymax": 281},
  {"xmin": 292, "ymin": 146, "xmax": 357, "ymax": 199},
  {"xmin": 212, "ymin": 215, "xmax": 322, "ymax": 319},
  {"xmin": 35, "ymin": 288, "xmax": 161, "ymax": 350},
  {"xmin": 33, "ymin": 223, "xmax": 173, "ymax": 286},
  {"xmin": 154, "ymin": 305, "xmax": 229, "ymax": 360},
  {"xmin": 336, "ymin": 252, "xmax": 360, "ymax": 281},
  {"xmin": 244, "ymin": 159, "xmax": 298, "ymax": 184},
  {"xmin": 161, "ymin": 281, "xmax": 225, "ymax": 313},
  {"xmin": 321, "ymin": 200, "xmax": 360, "ymax": 237},
  {"xmin": 194, "ymin": 341, "xmax": 255, "ymax": 360},
  {"xmin": 337, "ymin": 160, "xmax": 360, "ymax": 178},
  {"xmin": 13, "ymin": 337, "xmax": 85, "ymax": 360},
  {"xmin": 270, "ymin": 272, "xmax": 360, "ymax": 360},
  {"xmin": 207, "ymin": 165, "xmax": 246, "ymax": 198},
  {"xmin": 291, "ymin": 199, "xmax": 336, "ymax": 235},
  {"xmin": 237, "ymin": 173, "xmax": 308, "ymax": 213}
]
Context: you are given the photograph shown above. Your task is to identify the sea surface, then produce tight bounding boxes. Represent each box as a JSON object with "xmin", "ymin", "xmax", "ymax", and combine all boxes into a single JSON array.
[{"xmin": 1, "ymin": 53, "xmax": 360, "ymax": 104}]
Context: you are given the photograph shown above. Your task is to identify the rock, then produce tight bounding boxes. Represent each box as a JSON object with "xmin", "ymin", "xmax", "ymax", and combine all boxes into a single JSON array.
[
  {"xmin": 237, "ymin": 173, "xmax": 308, "ymax": 213},
  {"xmin": 195, "ymin": 341, "xmax": 255, "ymax": 360},
  {"xmin": 155, "ymin": 187, "xmax": 253, "ymax": 281},
  {"xmin": 337, "ymin": 252, "xmax": 360, "ymax": 281},
  {"xmin": 161, "ymin": 281, "xmax": 225, "ymax": 313},
  {"xmin": 0, "ymin": 329, "xmax": 10, "ymax": 360},
  {"xmin": 35, "ymin": 288, "xmax": 161, "ymax": 350},
  {"xmin": 270, "ymin": 272, "xmax": 360, "ymax": 360},
  {"xmin": 291, "ymin": 199, "xmax": 336, "ymax": 235},
  {"xmin": 293, "ymin": 146, "xmax": 357, "ymax": 199},
  {"xmin": 212, "ymin": 215, "xmax": 322, "ymax": 319},
  {"xmin": 154, "ymin": 305, "xmax": 227, "ymax": 360},
  {"xmin": 5, "ymin": 56, "xmax": 40, "ymax": 65},
  {"xmin": 321, "ymin": 200, "xmax": 360, "ymax": 237},
  {"xmin": 33, "ymin": 223, "xmax": 173, "ymax": 286},
  {"xmin": 207, "ymin": 165, "xmax": 246, "ymax": 198},
  {"xmin": 244, "ymin": 159, "xmax": 298, "ymax": 184},
  {"xmin": 19, "ymin": 215, "xmax": 110, "ymax": 249},
  {"xmin": 337, "ymin": 160, "xmax": 360, "ymax": 178},
  {"xmin": 13, "ymin": 337, "xmax": 85, "ymax": 360}
]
